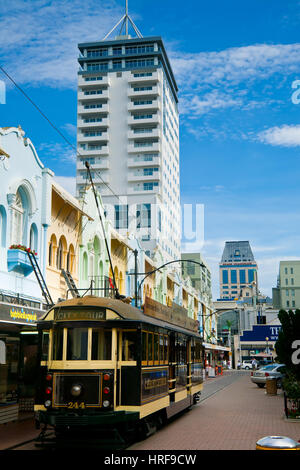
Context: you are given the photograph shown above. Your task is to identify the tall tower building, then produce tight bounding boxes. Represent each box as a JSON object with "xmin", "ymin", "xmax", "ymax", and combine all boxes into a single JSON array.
[
  {"xmin": 76, "ymin": 6, "xmax": 181, "ymax": 263},
  {"xmin": 219, "ymin": 241, "xmax": 258, "ymax": 299}
]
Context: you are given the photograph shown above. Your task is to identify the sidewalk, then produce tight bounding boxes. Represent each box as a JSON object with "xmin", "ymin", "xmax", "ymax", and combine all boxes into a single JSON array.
[{"xmin": 130, "ymin": 371, "xmax": 300, "ymax": 450}]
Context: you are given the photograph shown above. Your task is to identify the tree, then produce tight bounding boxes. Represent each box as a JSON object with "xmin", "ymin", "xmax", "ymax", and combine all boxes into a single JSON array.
[{"xmin": 275, "ymin": 309, "xmax": 300, "ymax": 380}]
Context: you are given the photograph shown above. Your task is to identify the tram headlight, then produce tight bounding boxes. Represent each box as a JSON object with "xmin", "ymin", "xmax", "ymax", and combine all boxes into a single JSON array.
[
  {"xmin": 44, "ymin": 400, "xmax": 52, "ymax": 408},
  {"xmin": 71, "ymin": 384, "xmax": 82, "ymax": 397},
  {"xmin": 103, "ymin": 400, "xmax": 110, "ymax": 408}
]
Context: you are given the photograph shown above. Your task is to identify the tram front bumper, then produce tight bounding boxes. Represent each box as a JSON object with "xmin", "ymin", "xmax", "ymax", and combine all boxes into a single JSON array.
[{"xmin": 36, "ymin": 409, "xmax": 139, "ymax": 427}]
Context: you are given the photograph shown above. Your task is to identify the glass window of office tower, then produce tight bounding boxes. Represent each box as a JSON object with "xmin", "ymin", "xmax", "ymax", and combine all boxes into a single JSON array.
[
  {"xmin": 114, "ymin": 205, "xmax": 128, "ymax": 229},
  {"xmin": 231, "ymin": 270, "xmax": 237, "ymax": 284}
]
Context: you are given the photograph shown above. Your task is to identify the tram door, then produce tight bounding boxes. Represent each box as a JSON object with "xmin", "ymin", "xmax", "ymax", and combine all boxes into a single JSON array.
[{"xmin": 168, "ymin": 333, "xmax": 176, "ymax": 403}]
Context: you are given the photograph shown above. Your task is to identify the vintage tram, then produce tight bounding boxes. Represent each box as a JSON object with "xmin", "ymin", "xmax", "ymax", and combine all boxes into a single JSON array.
[{"xmin": 34, "ymin": 295, "xmax": 204, "ymax": 446}]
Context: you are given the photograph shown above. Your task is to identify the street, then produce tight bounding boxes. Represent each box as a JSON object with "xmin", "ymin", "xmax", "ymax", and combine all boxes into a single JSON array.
[
  {"xmin": 129, "ymin": 370, "xmax": 299, "ymax": 450},
  {"xmin": 1, "ymin": 370, "xmax": 299, "ymax": 451}
]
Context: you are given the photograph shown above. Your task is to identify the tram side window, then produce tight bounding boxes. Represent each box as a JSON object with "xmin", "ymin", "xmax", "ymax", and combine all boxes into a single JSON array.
[
  {"xmin": 154, "ymin": 333, "xmax": 159, "ymax": 364},
  {"xmin": 122, "ymin": 330, "xmax": 137, "ymax": 361},
  {"xmin": 142, "ymin": 331, "xmax": 147, "ymax": 365},
  {"xmin": 164, "ymin": 335, "xmax": 168, "ymax": 364},
  {"xmin": 41, "ymin": 331, "xmax": 49, "ymax": 361},
  {"xmin": 67, "ymin": 328, "xmax": 88, "ymax": 360},
  {"xmin": 52, "ymin": 328, "xmax": 63, "ymax": 360},
  {"xmin": 148, "ymin": 332, "xmax": 153, "ymax": 364},
  {"xmin": 195, "ymin": 341, "xmax": 202, "ymax": 363},
  {"xmin": 159, "ymin": 334, "xmax": 164, "ymax": 364},
  {"xmin": 92, "ymin": 328, "xmax": 112, "ymax": 360},
  {"xmin": 176, "ymin": 335, "xmax": 187, "ymax": 364}
]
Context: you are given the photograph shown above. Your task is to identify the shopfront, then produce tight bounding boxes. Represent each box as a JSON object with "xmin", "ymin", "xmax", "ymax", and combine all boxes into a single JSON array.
[
  {"xmin": 0, "ymin": 302, "xmax": 45, "ymax": 423},
  {"xmin": 203, "ymin": 342, "xmax": 231, "ymax": 376},
  {"xmin": 237, "ymin": 324, "xmax": 281, "ymax": 363}
]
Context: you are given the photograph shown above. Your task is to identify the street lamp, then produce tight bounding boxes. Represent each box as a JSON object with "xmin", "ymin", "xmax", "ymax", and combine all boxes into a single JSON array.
[
  {"xmin": 265, "ymin": 336, "xmax": 269, "ymax": 355},
  {"xmin": 136, "ymin": 258, "xmax": 207, "ymax": 307}
]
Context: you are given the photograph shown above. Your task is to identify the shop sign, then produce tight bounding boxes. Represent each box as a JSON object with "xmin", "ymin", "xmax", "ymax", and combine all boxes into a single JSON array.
[
  {"xmin": 0, "ymin": 302, "xmax": 44, "ymax": 324},
  {"xmin": 143, "ymin": 297, "xmax": 199, "ymax": 332},
  {"xmin": 240, "ymin": 325, "xmax": 281, "ymax": 342}
]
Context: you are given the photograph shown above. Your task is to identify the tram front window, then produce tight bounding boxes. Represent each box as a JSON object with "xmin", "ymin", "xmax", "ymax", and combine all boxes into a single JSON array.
[
  {"xmin": 52, "ymin": 328, "xmax": 63, "ymax": 360},
  {"xmin": 67, "ymin": 328, "xmax": 88, "ymax": 361},
  {"xmin": 92, "ymin": 328, "xmax": 112, "ymax": 360}
]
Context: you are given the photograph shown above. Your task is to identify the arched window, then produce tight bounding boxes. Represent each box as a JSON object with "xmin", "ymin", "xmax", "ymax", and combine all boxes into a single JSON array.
[
  {"xmin": 83, "ymin": 252, "xmax": 88, "ymax": 280},
  {"xmin": 11, "ymin": 189, "xmax": 25, "ymax": 245},
  {"xmin": 48, "ymin": 234, "xmax": 57, "ymax": 267},
  {"xmin": 67, "ymin": 244, "xmax": 75, "ymax": 273},
  {"xmin": 56, "ymin": 236, "xmax": 67, "ymax": 270},
  {"xmin": 29, "ymin": 223, "xmax": 38, "ymax": 253}
]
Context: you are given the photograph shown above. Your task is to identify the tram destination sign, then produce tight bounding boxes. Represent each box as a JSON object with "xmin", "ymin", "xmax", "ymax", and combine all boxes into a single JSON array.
[
  {"xmin": 143, "ymin": 297, "xmax": 199, "ymax": 332},
  {"xmin": 54, "ymin": 308, "xmax": 106, "ymax": 321}
]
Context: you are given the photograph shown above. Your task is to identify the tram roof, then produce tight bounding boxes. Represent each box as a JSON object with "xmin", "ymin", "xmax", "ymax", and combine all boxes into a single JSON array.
[{"xmin": 42, "ymin": 296, "xmax": 202, "ymax": 338}]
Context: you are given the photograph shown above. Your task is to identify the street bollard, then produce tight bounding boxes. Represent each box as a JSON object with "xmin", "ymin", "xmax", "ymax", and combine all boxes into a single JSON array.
[{"xmin": 256, "ymin": 436, "xmax": 300, "ymax": 450}]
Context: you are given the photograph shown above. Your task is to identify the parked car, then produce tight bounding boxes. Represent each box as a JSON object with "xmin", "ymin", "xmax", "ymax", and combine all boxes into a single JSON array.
[
  {"xmin": 251, "ymin": 364, "xmax": 286, "ymax": 388},
  {"xmin": 241, "ymin": 360, "xmax": 253, "ymax": 370}
]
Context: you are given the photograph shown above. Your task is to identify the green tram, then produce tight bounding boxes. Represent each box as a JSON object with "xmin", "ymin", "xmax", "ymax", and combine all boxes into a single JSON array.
[{"xmin": 34, "ymin": 295, "xmax": 204, "ymax": 445}]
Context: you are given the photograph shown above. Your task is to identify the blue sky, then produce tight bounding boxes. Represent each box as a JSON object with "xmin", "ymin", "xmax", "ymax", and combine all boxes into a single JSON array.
[{"xmin": 1, "ymin": 0, "xmax": 300, "ymax": 298}]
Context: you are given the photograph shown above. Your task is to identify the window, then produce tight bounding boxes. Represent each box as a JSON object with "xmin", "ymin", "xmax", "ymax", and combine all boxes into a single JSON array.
[
  {"xmin": 239, "ymin": 270, "xmax": 246, "ymax": 284},
  {"xmin": 56, "ymin": 238, "xmax": 63, "ymax": 269},
  {"xmin": 222, "ymin": 270, "xmax": 228, "ymax": 284},
  {"xmin": 285, "ymin": 267, "xmax": 288, "ymax": 274},
  {"xmin": 87, "ymin": 62, "xmax": 108, "ymax": 71},
  {"xmin": 0, "ymin": 205, "xmax": 7, "ymax": 248},
  {"xmin": 114, "ymin": 205, "xmax": 128, "ymax": 229},
  {"xmin": 87, "ymin": 49, "xmax": 108, "ymax": 58},
  {"xmin": 291, "ymin": 267, "xmax": 294, "ymax": 274},
  {"xmin": 291, "ymin": 278, "xmax": 294, "ymax": 285},
  {"xmin": 91, "ymin": 328, "xmax": 112, "ymax": 360},
  {"xmin": 292, "ymin": 300, "xmax": 295, "ymax": 308},
  {"xmin": 11, "ymin": 189, "xmax": 25, "ymax": 245},
  {"xmin": 52, "ymin": 328, "xmax": 63, "ymax": 360},
  {"xmin": 122, "ymin": 330, "xmax": 137, "ymax": 361},
  {"xmin": 248, "ymin": 269, "xmax": 255, "ymax": 283},
  {"xmin": 136, "ymin": 203, "xmax": 151, "ymax": 228},
  {"xmin": 148, "ymin": 332, "xmax": 153, "ymax": 364},
  {"xmin": 67, "ymin": 328, "xmax": 88, "ymax": 360},
  {"xmin": 231, "ymin": 270, "xmax": 237, "ymax": 284}
]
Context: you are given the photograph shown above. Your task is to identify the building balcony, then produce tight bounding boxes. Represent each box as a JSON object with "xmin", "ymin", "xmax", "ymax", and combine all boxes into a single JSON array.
[
  {"xmin": 77, "ymin": 132, "xmax": 109, "ymax": 143},
  {"xmin": 78, "ymin": 89, "xmax": 109, "ymax": 101},
  {"xmin": 128, "ymin": 114, "xmax": 161, "ymax": 126},
  {"xmin": 128, "ymin": 100, "xmax": 161, "ymax": 112},
  {"xmin": 127, "ymin": 156, "xmax": 160, "ymax": 167},
  {"xmin": 7, "ymin": 249, "xmax": 34, "ymax": 276},
  {"xmin": 78, "ymin": 75, "xmax": 110, "ymax": 87},
  {"xmin": 128, "ymin": 142, "xmax": 161, "ymax": 154},
  {"xmin": 77, "ymin": 146, "xmax": 109, "ymax": 156},
  {"xmin": 78, "ymin": 103, "xmax": 109, "ymax": 115},
  {"xmin": 77, "ymin": 118, "xmax": 109, "ymax": 129},
  {"xmin": 77, "ymin": 158, "xmax": 109, "ymax": 170},
  {"xmin": 128, "ymin": 71, "xmax": 159, "ymax": 83},
  {"xmin": 127, "ymin": 172, "xmax": 161, "ymax": 182},
  {"xmin": 77, "ymin": 172, "xmax": 109, "ymax": 185},
  {"xmin": 127, "ymin": 86, "xmax": 160, "ymax": 98},
  {"xmin": 128, "ymin": 129, "xmax": 160, "ymax": 140},
  {"xmin": 127, "ymin": 184, "xmax": 160, "ymax": 195}
]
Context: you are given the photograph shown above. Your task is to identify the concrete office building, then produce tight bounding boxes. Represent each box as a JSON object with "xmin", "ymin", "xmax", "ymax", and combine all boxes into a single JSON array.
[
  {"xmin": 272, "ymin": 260, "xmax": 300, "ymax": 310},
  {"xmin": 219, "ymin": 241, "xmax": 258, "ymax": 299},
  {"xmin": 76, "ymin": 8, "xmax": 181, "ymax": 264}
]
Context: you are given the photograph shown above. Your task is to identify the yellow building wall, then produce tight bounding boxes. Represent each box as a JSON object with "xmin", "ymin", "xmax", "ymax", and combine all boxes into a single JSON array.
[{"xmin": 46, "ymin": 189, "xmax": 82, "ymax": 303}]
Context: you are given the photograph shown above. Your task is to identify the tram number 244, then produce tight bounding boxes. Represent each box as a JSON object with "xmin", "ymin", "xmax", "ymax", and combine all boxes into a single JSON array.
[{"xmin": 67, "ymin": 402, "xmax": 86, "ymax": 409}]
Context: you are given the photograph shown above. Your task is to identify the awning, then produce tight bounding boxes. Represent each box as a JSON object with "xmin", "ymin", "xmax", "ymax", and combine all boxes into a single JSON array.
[{"xmin": 203, "ymin": 342, "xmax": 231, "ymax": 352}]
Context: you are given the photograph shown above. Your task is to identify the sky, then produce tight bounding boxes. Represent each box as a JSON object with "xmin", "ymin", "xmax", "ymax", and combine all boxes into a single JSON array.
[{"xmin": 1, "ymin": 0, "xmax": 300, "ymax": 299}]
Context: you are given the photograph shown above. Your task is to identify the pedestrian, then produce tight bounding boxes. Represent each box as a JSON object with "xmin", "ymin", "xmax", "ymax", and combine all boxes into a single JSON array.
[
  {"xmin": 237, "ymin": 360, "xmax": 241, "ymax": 370},
  {"xmin": 251, "ymin": 358, "xmax": 257, "ymax": 370}
]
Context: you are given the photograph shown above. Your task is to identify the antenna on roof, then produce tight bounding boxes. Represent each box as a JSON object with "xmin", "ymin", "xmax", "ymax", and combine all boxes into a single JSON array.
[{"xmin": 102, "ymin": 0, "xmax": 143, "ymax": 40}]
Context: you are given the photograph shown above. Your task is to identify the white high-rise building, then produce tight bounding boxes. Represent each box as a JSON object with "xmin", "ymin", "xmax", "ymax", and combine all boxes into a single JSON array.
[{"xmin": 76, "ymin": 11, "xmax": 181, "ymax": 263}]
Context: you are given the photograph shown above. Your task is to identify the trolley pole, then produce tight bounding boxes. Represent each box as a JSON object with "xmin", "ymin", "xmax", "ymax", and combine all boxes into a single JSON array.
[{"xmin": 134, "ymin": 249, "xmax": 138, "ymax": 307}]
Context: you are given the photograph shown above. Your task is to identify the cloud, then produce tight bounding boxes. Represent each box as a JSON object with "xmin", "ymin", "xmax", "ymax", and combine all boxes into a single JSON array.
[
  {"xmin": 257, "ymin": 124, "xmax": 300, "ymax": 147},
  {"xmin": 0, "ymin": 0, "xmax": 122, "ymax": 88},
  {"xmin": 168, "ymin": 42, "xmax": 300, "ymax": 117}
]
